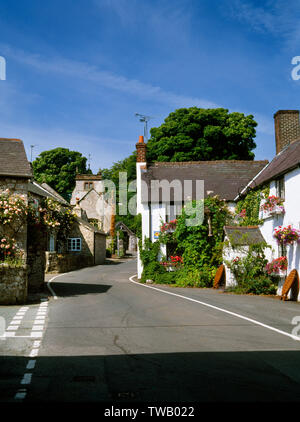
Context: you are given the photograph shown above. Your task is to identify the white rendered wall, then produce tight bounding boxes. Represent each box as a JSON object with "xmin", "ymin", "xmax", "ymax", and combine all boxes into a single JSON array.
[
  {"xmin": 136, "ymin": 162, "xmax": 150, "ymax": 279},
  {"xmin": 150, "ymin": 203, "xmax": 167, "ymax": 258},
  {"xmin": 259, "ymin": 169, "xmax": 300, "ymax": 300}
]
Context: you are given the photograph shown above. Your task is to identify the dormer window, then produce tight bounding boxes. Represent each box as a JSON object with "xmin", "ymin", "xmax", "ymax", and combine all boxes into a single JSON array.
[{"xmin": 84, "ymin": 182, "xmax": 93, "ymax": 191}]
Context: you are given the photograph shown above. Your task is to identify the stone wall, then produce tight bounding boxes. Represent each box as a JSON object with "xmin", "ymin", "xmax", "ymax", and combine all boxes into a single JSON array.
[
  {"xmin": 45, "ymin": 252, "xmax": 93, "ymax": 273},
  {"xmin": 27, "ymin": 223, "xmax": 47, "ymax": 292},
  {"xmin": 94, "ymin": 233, "xmax": 106, "ymax": 264},
  {"xmin": 0, "ymin": 265, "xmax": 28, "ymax": 305}
]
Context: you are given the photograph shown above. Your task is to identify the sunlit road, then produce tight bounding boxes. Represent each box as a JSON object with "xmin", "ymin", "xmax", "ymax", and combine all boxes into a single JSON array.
[{"xmin": 2, "ymin": 258, "xmax": 300, "ymax": 403}]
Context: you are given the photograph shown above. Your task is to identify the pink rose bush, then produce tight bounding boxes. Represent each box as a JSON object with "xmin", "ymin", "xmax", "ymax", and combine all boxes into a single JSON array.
[
  {"xmin": 0, "ymin": 236, "xmax": 19, "ymax": 261},
  {"xmin": 0, "ymin": 191, "xmax": 27, "ymax": 225}
]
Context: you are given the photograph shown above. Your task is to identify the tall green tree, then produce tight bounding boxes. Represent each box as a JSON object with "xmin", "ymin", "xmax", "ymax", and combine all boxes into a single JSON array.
[
  {"xmin": 147, "ymin": 107, "xmax": 257, "ymax": 162},
  {"xmin": 33, "ymin": 148, "xmax": 90, "ymax": 201}
]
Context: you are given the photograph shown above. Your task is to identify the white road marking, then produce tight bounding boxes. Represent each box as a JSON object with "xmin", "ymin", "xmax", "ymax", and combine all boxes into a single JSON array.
[
  {"xmin": 32, "ymin": 325, "xmax": 44, "ymax": 331},
  {"xmin": 21, "ymin": 373, "xmax": 32, "ymax": 385},
  {"xmin": 30, "ymin": 331, "xmax": 43, "ymax": 338},
  {"xmin": 26, "ymin": 360, "xmax": 36, "ymax": 370},
  {"xmin": 129, "ymin": 274, "xmax": 300, "ymax": 342},
  {"xmin": 47, "ymin": 273, "xmax": 67, "ymax": 299},
  {"xmin": 4, "ymin": 332, "xmax": 15, "ymax": 337},
  {"xmin": 29, "ymin": 348, "xmax": 39, "ymax": 357},
  {"xmin": 14, "ymin": 389, "xmax": 27, "ymax": 400}
]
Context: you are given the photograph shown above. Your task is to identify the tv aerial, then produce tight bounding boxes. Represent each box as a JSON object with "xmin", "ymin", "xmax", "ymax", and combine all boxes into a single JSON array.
[{"xmin": 134, "ymin": 113, "xmax": 154, "ymax": 141}]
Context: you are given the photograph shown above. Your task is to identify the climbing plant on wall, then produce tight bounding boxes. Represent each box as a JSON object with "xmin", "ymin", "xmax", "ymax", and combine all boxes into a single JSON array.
[
  {"xmin": 235, "ymin": 186, "xmax": 269, "ymax": 226},
  {"xmin": 139, "ymin": 196, "xmax": 232, "ymax": 286}
]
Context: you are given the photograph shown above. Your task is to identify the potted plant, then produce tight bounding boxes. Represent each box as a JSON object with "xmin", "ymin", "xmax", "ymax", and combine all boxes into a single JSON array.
[
  {"xmin": 273, "ymin": 225, "xmax": 300, "ymax": 245},
  {"xmin": 261, "ymin": 195, "xmax": 285, "ymax": 216},
  {"xmin": 265, "ymin": 256, "xmax": 288, "ymax": 276}
]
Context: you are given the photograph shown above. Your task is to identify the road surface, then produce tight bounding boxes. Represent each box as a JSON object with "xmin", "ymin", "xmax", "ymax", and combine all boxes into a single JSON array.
[{"xmin": 1, "ymin": 257, "xmax": 300, "ymax": 404}]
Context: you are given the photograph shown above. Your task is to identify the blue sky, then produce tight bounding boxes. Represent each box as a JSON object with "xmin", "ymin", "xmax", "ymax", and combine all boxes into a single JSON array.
[{"xmin": 0, "ymin": 0, "xmax": 300, "ymax": 173}]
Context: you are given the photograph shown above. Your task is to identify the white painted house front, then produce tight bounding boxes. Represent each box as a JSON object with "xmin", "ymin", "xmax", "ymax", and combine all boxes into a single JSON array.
[
  {"xmin": 135, "ymin": 135, "xmax": 268, "ymax": 280},
  {"xmin": 232, "ymin": 110, "xmax": 300, "ymax": 300}
]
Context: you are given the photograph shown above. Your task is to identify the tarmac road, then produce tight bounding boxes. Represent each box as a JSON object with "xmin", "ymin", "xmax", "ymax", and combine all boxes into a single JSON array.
[{"xmin": 2, "ymin": 257, "xmax": 300, "ymax": 404}]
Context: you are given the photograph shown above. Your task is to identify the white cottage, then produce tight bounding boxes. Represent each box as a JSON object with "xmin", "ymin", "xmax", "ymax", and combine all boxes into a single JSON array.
[
  {"xmin": 234, "ymin": 110, "xmax": 300, "ymax": 300},
  {"xmin": 135, "ymin": 135, "xmax": 268, "ymax": 279}
]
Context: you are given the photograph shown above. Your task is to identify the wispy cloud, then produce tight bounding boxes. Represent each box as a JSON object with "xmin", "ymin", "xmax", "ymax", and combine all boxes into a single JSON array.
[
  {"xmin": 1, "ymin": 44, "xmax": 218, "ymax": 109},
  {"xmin": 222, "ymin": 0, "xmax": 300, "ymax": 48}
]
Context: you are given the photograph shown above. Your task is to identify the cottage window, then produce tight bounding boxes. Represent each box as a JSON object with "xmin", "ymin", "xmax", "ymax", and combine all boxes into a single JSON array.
[
  {"xmin": 166, "ymin": 204, "xmax": 182, "ymax": 222},
  {"xmin": 278, "ymin": 243, "xmax": 287, "ymax": 258},
  {"xmin": 84, "ymin": 182, "xmax": 93, "ymax": 191},
  {"xmin": 67, "ymin": 238, "xmax": 82, "ymax": 251},
  {"xmin": 276, "ymin": 177, "xmax": 285, "ymax": 200},
  {"xmin": 49, "ymin": 234, "xmax": 55, "ymax": 252}
]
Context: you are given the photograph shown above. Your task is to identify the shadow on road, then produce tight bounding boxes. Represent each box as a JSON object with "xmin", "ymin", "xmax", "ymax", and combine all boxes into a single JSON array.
[
  {"xmin": 50, "ymin": 282, "xmax": 111, "ymax": 298},
  {"xmin": 1, "ymin": 350, "xmax": 300, "ymax": 403}
]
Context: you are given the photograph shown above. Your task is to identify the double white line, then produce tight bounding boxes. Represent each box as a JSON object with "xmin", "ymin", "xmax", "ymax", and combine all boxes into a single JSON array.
[{"xmin": 15, "ymin": 299, "xmax": 48, "ymax": 401}]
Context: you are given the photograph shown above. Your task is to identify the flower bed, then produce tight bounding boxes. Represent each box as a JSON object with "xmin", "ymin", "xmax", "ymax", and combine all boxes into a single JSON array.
[
  {"xmin": 160, "ymin": 255, "xmax": 183, "ymax": 271},
  {"xmin": 273, "ymin": 225, "xmax": 300, "ymax": 245}
]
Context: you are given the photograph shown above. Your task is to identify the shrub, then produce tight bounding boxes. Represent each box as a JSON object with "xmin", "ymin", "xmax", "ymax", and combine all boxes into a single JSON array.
[
  {"xmin": 141, "ymin": 260, "xmax": 165, "ymax": 283},
  {"xmin": 174, "ymin": 267, "xmax": 212, "ymax": 288},
  {"xmin": 225, "ymin": 243, "xmax": 277, "ymax": 295},
  {"xmin": 228, "ymin": 275, "xmax": 277, "ymax": 296}
]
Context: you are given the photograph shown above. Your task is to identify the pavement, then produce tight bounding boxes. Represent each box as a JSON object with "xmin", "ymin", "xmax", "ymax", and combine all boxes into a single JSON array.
[{"xmin": 1, "ymin": 257, "xmax": 300, "ymax": 404}]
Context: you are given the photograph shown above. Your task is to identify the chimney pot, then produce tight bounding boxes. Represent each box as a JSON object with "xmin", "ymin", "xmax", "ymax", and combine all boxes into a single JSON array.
[{"xmin": 136, "ymin": 135, "xmax": 147, "ymax": 163}]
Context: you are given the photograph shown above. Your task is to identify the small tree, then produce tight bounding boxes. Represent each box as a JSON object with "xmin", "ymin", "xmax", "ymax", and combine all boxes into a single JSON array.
[{"xmin": 33, "ymin": 148, "xmax": 90, "ymax": 201}]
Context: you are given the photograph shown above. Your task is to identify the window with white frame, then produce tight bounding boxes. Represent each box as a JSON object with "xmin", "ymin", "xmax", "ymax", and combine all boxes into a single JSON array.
[
  {"xmin": 166, "ymin": 203, "xmax": 182, "ymax": 222},
  {"xmin": 67, "ymin": 238, "xmax": 82, "ymax": 251},
  {"xmin": 276, "ymin": 177, "xmax": 285, "ymax": 200}
]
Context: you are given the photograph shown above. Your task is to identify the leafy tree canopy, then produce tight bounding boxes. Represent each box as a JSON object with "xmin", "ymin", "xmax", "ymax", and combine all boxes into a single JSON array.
[
  {"xmin": 32, "ymin": 148, "xmax": 90, "ymax": 201},
  {"xmin": 146, "ymin": 107, "xmax": 257, "ymax": 162}
]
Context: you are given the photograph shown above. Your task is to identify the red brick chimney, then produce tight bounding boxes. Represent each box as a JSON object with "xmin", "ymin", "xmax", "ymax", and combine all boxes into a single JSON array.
[
  {"xmin": 136, "ymin": 135, "xmax": 147, "ymax": 162},
  {"xmin": 274, "ymin": 110, "xmax": 300, "ymax": 154}
]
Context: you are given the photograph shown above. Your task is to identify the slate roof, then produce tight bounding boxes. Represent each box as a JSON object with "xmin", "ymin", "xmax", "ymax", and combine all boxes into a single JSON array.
[
  {"xmin": 249, "ymin": 139, "xmax": 300, "ymax": 189},
  {"xmin": 28, "ymin": 181, "xmax": 69, "ymax": 205},
  {"xmin": 41, "ymin": 183, "xmax": 69, "ymax": 205},
  {"xmin": 224, "ymin": 226, "xmax": 266, "ymax": 246},
  {"xmin": 115, "ymin": 221, "xmax": 136, "ymax": 236},
  {"xmin": 141, "ymin": 160, "xmax": 269, "ymax": 203},
  {"xmin": 0, "ymin": 138, "xmax": 32, "ymax": 178}
]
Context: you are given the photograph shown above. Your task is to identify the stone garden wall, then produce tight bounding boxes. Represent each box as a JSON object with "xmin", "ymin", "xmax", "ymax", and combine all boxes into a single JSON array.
[
  {"xmin": 0, "ymin": 265, "xmax": 28, "ymax": 305},
  {"xmin": 45, "ymin": 252, "xmax": 93, "ymax": 273}
]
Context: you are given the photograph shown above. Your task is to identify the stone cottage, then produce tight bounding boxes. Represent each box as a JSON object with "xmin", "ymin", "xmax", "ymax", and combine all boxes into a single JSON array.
[
  {"xmin": 0, "ymin": 138, "xmax": 32, "ymax": 303},
  {"xmin": 46, "ymin": 201, "xmax": 107, "ymax": 273},
  {"xmin": 0, "ymin": 138, "xmax": 107, "ymax": 304},
  {"xmin": 70, "ymin": 173, "xmax": 112, "ymax": 233}
]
